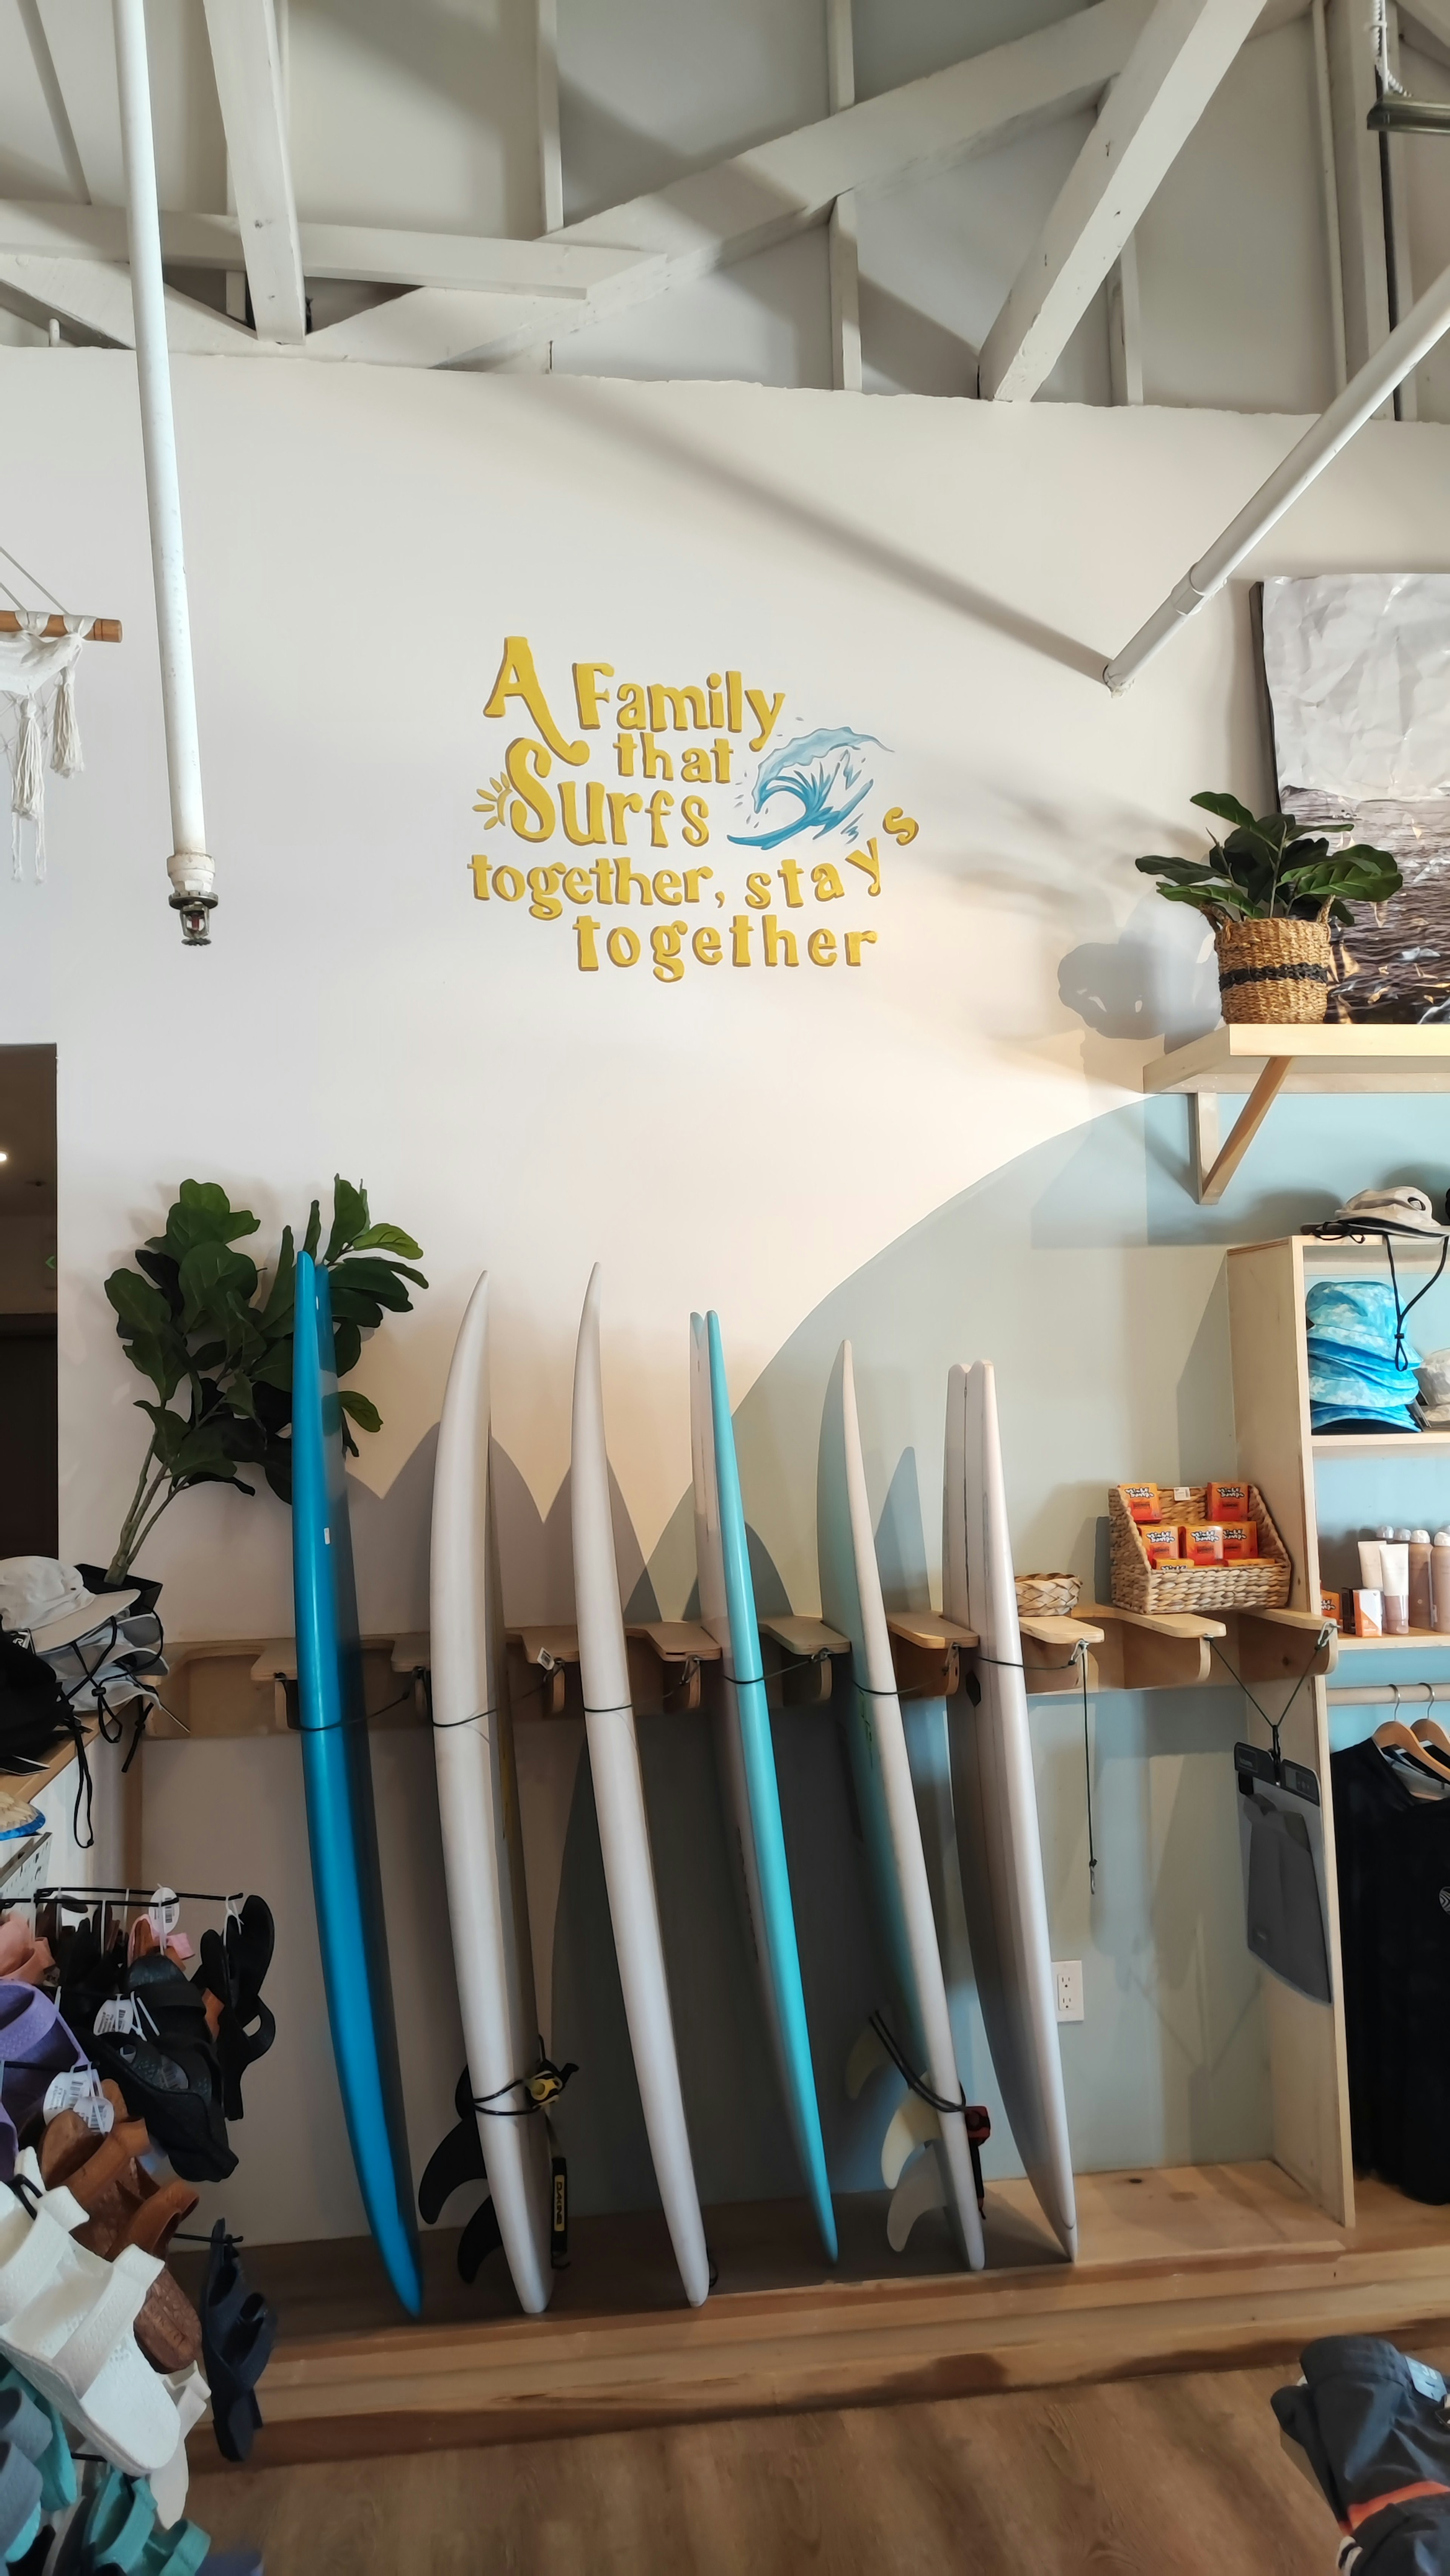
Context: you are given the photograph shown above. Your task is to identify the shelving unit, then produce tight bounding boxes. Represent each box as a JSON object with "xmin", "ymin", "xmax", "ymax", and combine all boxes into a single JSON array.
[{"xmin": 1142, "ymin": 1025, "xmax": 1450, "ymax": 1202}]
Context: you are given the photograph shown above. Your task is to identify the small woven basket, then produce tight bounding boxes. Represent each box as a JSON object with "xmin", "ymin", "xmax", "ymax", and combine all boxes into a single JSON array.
[
  {"xmin": 1214, "ymin": 917, "xmax": 1333, "ymax": 1025},
  {"xmin": 1109, "ymin": 1484, "xmax": 1291, "ymax": 1613},
  {"xmin": 1015, "ymin": 1573, "xmax": 1081, "ymax": 1616}
]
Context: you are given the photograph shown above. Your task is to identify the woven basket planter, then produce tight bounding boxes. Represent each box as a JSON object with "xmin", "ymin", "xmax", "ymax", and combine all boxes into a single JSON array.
[
  {"xmin": 1109, "ymin": 1484, "xmax": 1291, "ymax": 1613},
  {"xmin": 1015, "ymin": 1573, "xmax": 1081, "ymax": 1617},
  {"xmin": 1214, "ymin": 917, "xmax": 1333, "ymax": 1025}
]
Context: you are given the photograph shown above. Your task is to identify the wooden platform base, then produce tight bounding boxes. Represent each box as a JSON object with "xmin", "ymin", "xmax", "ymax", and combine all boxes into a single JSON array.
[{"xmin": 176, "ymin": 2161, "xmax": 1450, "ymax": 2468}]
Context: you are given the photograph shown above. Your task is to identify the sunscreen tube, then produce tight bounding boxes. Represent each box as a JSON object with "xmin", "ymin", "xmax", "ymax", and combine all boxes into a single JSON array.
[
  {"xmin": 1353, "ymin": 1589, "xmax": 1384, "ymax": 1638},
  {"xmin": 1359, "ymin": 1540, "xmax": 1384, "ymax": 1592},
  {"xmin": 1379, "ymin": 1542, "xmax": 1410, "ymax": 1633},
  {"xmin": 1410, "ymin": 1531, "xmax": 1434, "ymax": 1630},
  {"xmin": 1433, "ymin": 1533, "xmax": 1450, "ymax": 1633}
]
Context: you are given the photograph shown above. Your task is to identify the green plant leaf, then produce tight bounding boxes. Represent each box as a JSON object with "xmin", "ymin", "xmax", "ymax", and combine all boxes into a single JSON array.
[
  {"xmin": 136, "ymin": 1402, "xmax": 191, "ymax": 1474},
  {"xmin": 338, "ymin": 1389, "xmax": 382, "ymax": 1435},
  {"xmin": 332, "ymin": 1318, "xmax": 362, "ymax": 1377},
  {"xmin": 120, "ymin": 1330, "xmax": 186, "ymax": 1401},
  {"xmin": 302, "ymin": 1200, "xmax": 322, "ymax": 1261},
  {"xmin": 1135, "ymin": 856, "xmax": 1219, "ymax": 886},
  {"xmin": 105, "ymin": 1272, "xmax": 173, "ymax": 1337},
  {"xmin": 157, "ymin": 1181, "xmax": 261, "ymax": 1261},
  {"xmin": 324, "ymin": 1179, "xmax": 370, "ymax": 1264},
  {"xmin": 327, "ymin": 1283, "xmax": 386, "ymax": 1329},
  {"xmin": 1190, "ymin": 790, "xmax": 1256, "ymax": 831},
  {"xmin": 134, "ymin": 1249, "xmax": 183, "ymax": 1314},
  {"xmin": 252, "ymin": 1341, "xmax": 295, "ymax": 1392},
  {"xmin": 258, "ymin": 1226, "xmax": 295, "ymax": 1333},
  {"xmin": 331, "ymin": 1256, "xmax": 426, "ymax": 1308},
  {"xmin": 177, "ymin": 1239, "xmax": 260, "ymax": 1332},
  {"xmin": 351, "ymin": 1223, "xmax": 424, "ymax": 1259}
]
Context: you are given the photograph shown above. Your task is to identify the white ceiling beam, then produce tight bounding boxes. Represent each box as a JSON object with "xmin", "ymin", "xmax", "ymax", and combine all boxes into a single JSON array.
[
  {"xmin": 0, "ymin": 204, "xmax": 656, "ymax": 301},
  {"xmin": 978, "ymin": 0, "xmax": 1264, "ymax": 401},
  {"xmin": 304, "ymin": 0, "xmax": 1154, "ymax": 369},
  {"xmin": 15, "ymin": 0, "xmax": 91, "ymax": 202},
  {"xmin": 201, "ymin": 0, "xmax": 305, "ymax": 344},
  {"xmin": 1107, "ymin": 233, "xmax": 1143, "ymax": 401},
  {"xmin": 300, "ymin": 289, "xmax": 586, "ymax": 370},
  {"xmin": 1325, "ymin": 0, "xmax": 1391, "ymax": 383},
  {"xmin": 0, "ymin": 254, "xmax": 255, "ymax": 355},
  {"xmin": 825, "ymin": 0, "xmax": 862, "ymax": 393},
  {"xmin": 535, "ymin": 0, "xmax": 564, "ymax": 237}
]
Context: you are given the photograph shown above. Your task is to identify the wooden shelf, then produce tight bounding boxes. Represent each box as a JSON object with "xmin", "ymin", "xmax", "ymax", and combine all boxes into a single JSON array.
[
  {"xmin": 1334, "ymin": 1628, "xmax": 1450, "ymax": 1654},
  {"xmin": 886, "ymin": 1610, "xmax": 978, "ymax": 1700},
  {"xmin": 1143, "ymin": 1026, "xmax": 1450, "ymax": 1202},
  {"xmin": 1313, "ymin": 1431, "xmax": 1450, "ymax": 1452},
  {"xmin": 207, "ymin": 2161, "xmax": 1450, "ymax": 2468}
]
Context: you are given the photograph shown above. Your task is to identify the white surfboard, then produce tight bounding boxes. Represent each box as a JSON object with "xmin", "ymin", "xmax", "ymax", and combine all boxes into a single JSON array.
[
  {"xmin": 944, "ymin": 1360, "xmax": 1077, "ymax": 2260},
  {"xmin": 430, "ymin": 1272, "xmax": 553, "ymax": 2313},
  {"xmin": 571, "ymin": 1266, "xmax": 711, "ymax": 2307},
  {"xmin": 818, "ymin": 1341, "xmax": 986, "ymax": 2270}
]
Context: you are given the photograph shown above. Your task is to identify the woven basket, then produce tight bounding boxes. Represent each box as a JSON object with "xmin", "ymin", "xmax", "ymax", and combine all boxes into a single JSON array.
[
  {"xmin": 1214, "ymin": 917, "xmax": 1333, "ymax": 1025},
  {"xmin": 1015, "ymin": 1573, "xmax": 1081, "ymax": 1616},
  {"xmin": 1109, "ymin": 1484, "xmax": 1291, "ymax": 1613}
]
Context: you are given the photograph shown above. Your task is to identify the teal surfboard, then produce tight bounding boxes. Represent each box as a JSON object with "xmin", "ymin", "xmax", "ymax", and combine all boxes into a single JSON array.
[
  {"xmin": 691, "ymin": 1312, "xmax": 836, "ymax": 2260},
  {"xmin": 292, "ymin": 1251, "xmax": 423, "ymax": 2316}
]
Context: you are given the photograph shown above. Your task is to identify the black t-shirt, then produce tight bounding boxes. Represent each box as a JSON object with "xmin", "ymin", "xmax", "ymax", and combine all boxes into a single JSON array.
[{"xmin": 1332, "ymin": 1738, "xmax": 1450, "ymax": 2204}]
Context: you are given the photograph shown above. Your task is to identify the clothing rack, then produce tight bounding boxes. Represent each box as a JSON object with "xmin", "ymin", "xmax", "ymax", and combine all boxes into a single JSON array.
[
  {"xmin": 31, "ymin": 1884, "xmax": 243, "ymax": 1906},
  {"xmin": 1327, "ymin": 1682, "xmax": 1450, "ymax": 1707}
]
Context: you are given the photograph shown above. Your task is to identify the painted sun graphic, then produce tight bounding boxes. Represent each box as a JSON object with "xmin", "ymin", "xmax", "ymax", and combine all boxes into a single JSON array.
[{"xmin": 472, "ymin": 774, "xmax": 510, "ymax": 830}]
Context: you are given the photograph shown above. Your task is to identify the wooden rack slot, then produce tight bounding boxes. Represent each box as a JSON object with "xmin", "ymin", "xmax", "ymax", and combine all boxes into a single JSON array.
[
  {"xmin": 758, "ymin": 1615, "xmax": 849, "ymax": 1708},
  {"xmin": 1016, "ymin": 1611, "xmax": 1106, "ymax": 1694},
  {"xmin": 1229, "ymin": 1605, "xmax": 1338, "ymax": 1683},
  {"xmin": 625, "ymin": 1620, "xmax": 720, "ymax": 1715},
  {"xmin": 1071, "ymin": 1605, "xmax": 1214, "ymax": 1693},
  {"xmin": 886, "ymin": 1610, "xmax": 979, "ymax": 1700}
]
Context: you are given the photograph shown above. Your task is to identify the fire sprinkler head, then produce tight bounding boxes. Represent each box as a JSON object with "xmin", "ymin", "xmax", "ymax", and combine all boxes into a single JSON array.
[{"xmin": 171, "ymin": 891, "xmax": 218, "ymax": 946}]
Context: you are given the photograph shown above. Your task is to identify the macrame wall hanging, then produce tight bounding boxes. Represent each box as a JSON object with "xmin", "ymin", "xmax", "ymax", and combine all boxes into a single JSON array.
[{"xmin": 0, "ymin": 543, "xmax": 118, "ymax": 884}]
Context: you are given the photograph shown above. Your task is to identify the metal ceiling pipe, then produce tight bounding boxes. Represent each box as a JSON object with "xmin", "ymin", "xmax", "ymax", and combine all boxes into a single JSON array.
[
  {"xmin": 113, "ymin": 0, "xmax": 216, "ymax": 944},
  {"xmin": 1103, "ymin": 250, "xmax": 1450, "ymax": 693}
]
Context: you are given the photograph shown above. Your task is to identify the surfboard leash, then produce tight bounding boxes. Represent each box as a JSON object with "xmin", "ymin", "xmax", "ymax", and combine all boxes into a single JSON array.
[
  {"xmin": 966, "ymin": 1642, "xmax": 1098, "ymax": 1894},
  {"xmin": 867, "ymin": 2010, "xmax": 992, "ymax": 2202}
]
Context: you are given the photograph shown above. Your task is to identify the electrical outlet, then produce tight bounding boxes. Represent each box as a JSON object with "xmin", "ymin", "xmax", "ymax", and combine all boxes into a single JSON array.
[{"xmin": 1054, "ymin": 1960, "xmax": 1084, "ymax": 2023}]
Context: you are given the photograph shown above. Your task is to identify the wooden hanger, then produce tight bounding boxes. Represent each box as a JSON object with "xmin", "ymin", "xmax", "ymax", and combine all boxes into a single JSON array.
[
  {"xmin": 1413, "ymin": 1714, "xmax": 1450, "ymax": 1760},
  {"xmin": 1375, "ymin": 1717, "xmax": 1450, "ymax": 1778}
]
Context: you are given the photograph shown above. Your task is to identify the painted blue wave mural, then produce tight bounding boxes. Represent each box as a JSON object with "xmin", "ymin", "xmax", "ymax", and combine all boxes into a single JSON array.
[{"xmin": 728, "ymin": 726, "xmax": 885, "ymax": 852}]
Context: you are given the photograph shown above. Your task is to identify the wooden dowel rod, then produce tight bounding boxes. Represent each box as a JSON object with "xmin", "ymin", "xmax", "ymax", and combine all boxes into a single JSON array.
[{"xmin": 0, "ymin": 612, "xmax": 121, "ymax": 642}]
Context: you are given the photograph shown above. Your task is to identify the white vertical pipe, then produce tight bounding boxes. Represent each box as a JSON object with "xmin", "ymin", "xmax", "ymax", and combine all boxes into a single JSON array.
[
  {"xmin": 1103, "ymin": 247, "xmax": 1450, "ymax": 690},
  {"xmin": 1311, "ymin": 0, "xmax": 1348, "ymax": 392},
  {"xmin": 113, "ymin": 0, "xmax": 216, "ymax": 942}
]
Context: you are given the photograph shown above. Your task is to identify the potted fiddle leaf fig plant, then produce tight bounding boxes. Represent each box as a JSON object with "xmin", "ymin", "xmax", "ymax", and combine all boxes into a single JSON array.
[
  {"xmin": 1137, "ymin": 793, "xmax": 1402, "ymax": 1024},
  {"xmin": 94, "ymin": 1176, "xmax": 427, "ymax": 1589}
]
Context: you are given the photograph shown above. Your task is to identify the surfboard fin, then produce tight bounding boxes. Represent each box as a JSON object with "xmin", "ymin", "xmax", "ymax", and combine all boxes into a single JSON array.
[
  {"xmin": 418, "ymin": 2065, "xmax": 488, "ymax": 2224},
  {"xmin": 457, "ymin": 2190, "xmax": 504, "ymax": 2285},
  {"xmin": 887, "ymin": 2141, "xmax": 948, "ymax": 2252},
  {"xmin": 845, "ymin": 2022, "xmax": 892, "ymax": 2101},
  {"xmin": 881, "ymin": 2091, "xmax": 941, "ymax": 2191}
]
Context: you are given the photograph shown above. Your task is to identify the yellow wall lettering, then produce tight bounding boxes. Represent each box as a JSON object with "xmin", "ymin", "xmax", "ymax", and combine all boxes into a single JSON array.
[
  {"xmin": 693, "ymin": 926, "xmax": 722, "ymax": 964},
  {"xmin": 811, "ymin": 863, "xmax": 845, "ymax": 901},
  {"xmin": 882, "ymin": 808, "xmax": 918, "ymax": 844},
  {"xmin": 651, "ymin": 921, "xmax": 688, "ymax": 981},
  {"xmin": 606, "ymin": 926, "xmax": 641, "ymax": 967},
  {"xmin": 504, "ymin": 737, "xmax": 555, "ymax": 843},
  {"xmin": 808, "ymin": 928, "xmax": 837, "ymax": 966},
  {"xmin": 745, "ymin": 872, "xmax": 771, "ymax": 910},
  {"xmin": 641, "ymin": 735, "xmax": 673, "ymax": 780},
  {"xmin": 653, "ymin": 869, "xmax": 683, "ymax": 904},
  {"xmin": 762, "ymin": 915, "xmax": 798, "ymax": 967},
  {"xmin": 649, "ymin": 684, "xmax": 707, "ymax": 731},
  {"xmin": 707, "ymin": 674, "xmax": 725, "ymax": 728},
  {"xmin": 725, "ymin": 671, "xmax": 744, "ymax": 732},
  {"xmin": 778, "ymin": 859, "xmax": 804, "ymax": 908},
  {"xmin": 484, "ymin": 637, "xmax": 586, "ymax": 766},
  {"xmin": 594, "ymin": 855, "xmax": 615, "ymax": 905},
  {"xmin": 681, "ymin": 796, "xmax": 710, "ymax": 846},
  {"xmin": 683, "ymin": 866, "xmax": 713, "ymax": 901},
  {"xmin": 562, "ymin": 866, "xmax": 595, "ymax": 904},
  {"xmin": 493, "ymin": 865, "xmax": 525, "ymax": 901},
  {"xmin": 615, "ymin": 855, "xmax": 654, "ymax": 905},
  {"xmin": 572, "ymin": 661, "xmax": 614, "ymax": 729},
  {"xmin": 845, "ymin": 929, "xmax": 878, "ymax": 965},
  {"xmin": 615, "ymin": 682, "xmax": 646, "ymax": 730},
  {"xmin": 559, "ymin": 781, "xmax": 607, "ymax": 846},
  {"xmin": 731, "ymin": 914, "xmax": 752, "ymax": 965},
  {"xmin": 712, "ymin": 740, "xmax": 732, "ymax": 782},
  {"xmin": 608, "ymin": 791, "xmax": 643, "ymax": 845},
  {"xmin": 680, "ymin": 748, "xmax": 711, "ymax": 783},
  {"xmin": 745, "ymin": 687, "xmax": 785, "ymax": 751},
  {"xmin": 470, "ymin": 855, "xmax": 490, "ymax": 898},
  {"xmin": 847, "ymin": 839, "xmax": 881, "ymax": 896},
  {"xmin": 646, "ymin": 790, "xmax": 674, "ymax": 847},
  {"xmin": 575, "ymin": 916, "xmax": 601, "ymax": 970},
  {"xmin": 614, "ymin": 735, "xmax": 637, "ymax": 778},
  {"xmin": 528, "ymin": 866, "xmax": 564, "ymax": 919}
]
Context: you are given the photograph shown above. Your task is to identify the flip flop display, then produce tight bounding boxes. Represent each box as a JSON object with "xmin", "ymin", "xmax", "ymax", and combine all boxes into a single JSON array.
[{"xmin": 198, "ymin": 2227, "xmax": 272, "ymax": 2468}]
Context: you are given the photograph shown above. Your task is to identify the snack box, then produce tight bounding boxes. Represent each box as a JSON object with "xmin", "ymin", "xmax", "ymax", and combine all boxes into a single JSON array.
[
  {"xmin": 1353, "ymin": 1589, "xmax": 1384, "ymax": 1639},
  {"xmin": 1208, "ymin": 1481, "xmax": 1249, "ymax": 1520},
  {"xmin": 1218, "ymin": 1520, "xmax": 1258, "ymax": 1561},
  {"xmin": 1142, "ymin": 1524, "xmax": 1182, "ymax": 1566},
  {"xmin": 1184, "ymin": 1524, "xmax": 1225, "ymax": 1566},
  {"xmin": 1320, "ymin": 1587, "xmax": 1345, "ymax": 1630},
  {"xmin": 1121, "ymin": 1484, "xmax": 1159, "ymax": 1525}
]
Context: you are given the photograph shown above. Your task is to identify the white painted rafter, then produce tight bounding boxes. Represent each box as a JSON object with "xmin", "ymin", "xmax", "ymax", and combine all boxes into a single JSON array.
[
  {"xmin": 979, "ymin": 0, "xmax": 1264, "ymax": 401},
  {"xmin": 0, "ymin": 253, "xmax": 253, "ymax": 354},
  {"xmin": 825, "ymin": 0, "xmax": 862, "ymax": 392},
  {"xmin": 306, "ymin": 0, "xmax": 1154, "ymax": 368},
  {"xmin": 201, "ymin": 0, "xmax": 305, "ymax": 343}
]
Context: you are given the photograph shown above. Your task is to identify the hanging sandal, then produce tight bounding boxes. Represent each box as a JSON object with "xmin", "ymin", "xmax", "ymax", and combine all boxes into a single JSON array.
[
  {"xmin": 199, "ymin": 2224, "xmax": 272, "ymax": 2466},
  {"xmin": 148, "ymin": 2362, "xmax": 210, "ymax": 2533},
  {"xmin": 0, "ymin": 2186, "xmax": 181, "ymax": 2480},
  {"xmin": 194, "ymin": 1903, "xmax": 274, "ymax": 2127},
  {"xmin": 0, "ymin": 2446, "xmax": 40, "ymax": 2564}
]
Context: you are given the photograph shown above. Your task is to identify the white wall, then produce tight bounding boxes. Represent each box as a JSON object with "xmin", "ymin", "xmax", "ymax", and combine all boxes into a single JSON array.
[{"xmin": 6, "ymin": 353, "xmax": 1450, "ymax": 2247}]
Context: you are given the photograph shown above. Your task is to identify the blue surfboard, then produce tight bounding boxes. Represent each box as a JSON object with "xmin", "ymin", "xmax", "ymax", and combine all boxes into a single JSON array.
[
  {"xmin": 691, "ymin": 1311, "xmax": 837, "ymax": 2260},
  {"xmin": 292, "ymin": 1251, "xmax": 423, "ymax": 2315}
]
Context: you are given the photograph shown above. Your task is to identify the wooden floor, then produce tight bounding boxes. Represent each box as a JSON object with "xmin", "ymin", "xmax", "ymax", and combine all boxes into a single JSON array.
[
  {"xmin": 187, "ymin": 2352, "xmax": 1369, "ymax": 2573},
  {"xmin": 171, "ymin": 2162, "xmax": 1450, "ymax": 2464}
]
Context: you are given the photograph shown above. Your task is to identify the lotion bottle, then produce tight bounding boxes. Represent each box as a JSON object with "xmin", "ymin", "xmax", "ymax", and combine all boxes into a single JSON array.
[
  {"xmin": 1434, "ymin": 1531, "xmax": 1450, "ymax": 1634},
  {"xmin": 1410, "ymin": 1530, "xmax": 1434, "ymax": 1630}
]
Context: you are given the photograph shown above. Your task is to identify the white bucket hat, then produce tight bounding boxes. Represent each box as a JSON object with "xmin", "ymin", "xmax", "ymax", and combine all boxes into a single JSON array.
[
  {"xmin": 1329, "ymin": 1186, "xmax": 1450, "ymax": 1239},
  {"xmin": 0, "ymin": 1558, "xmax": 138, "ymax": 1655}
]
